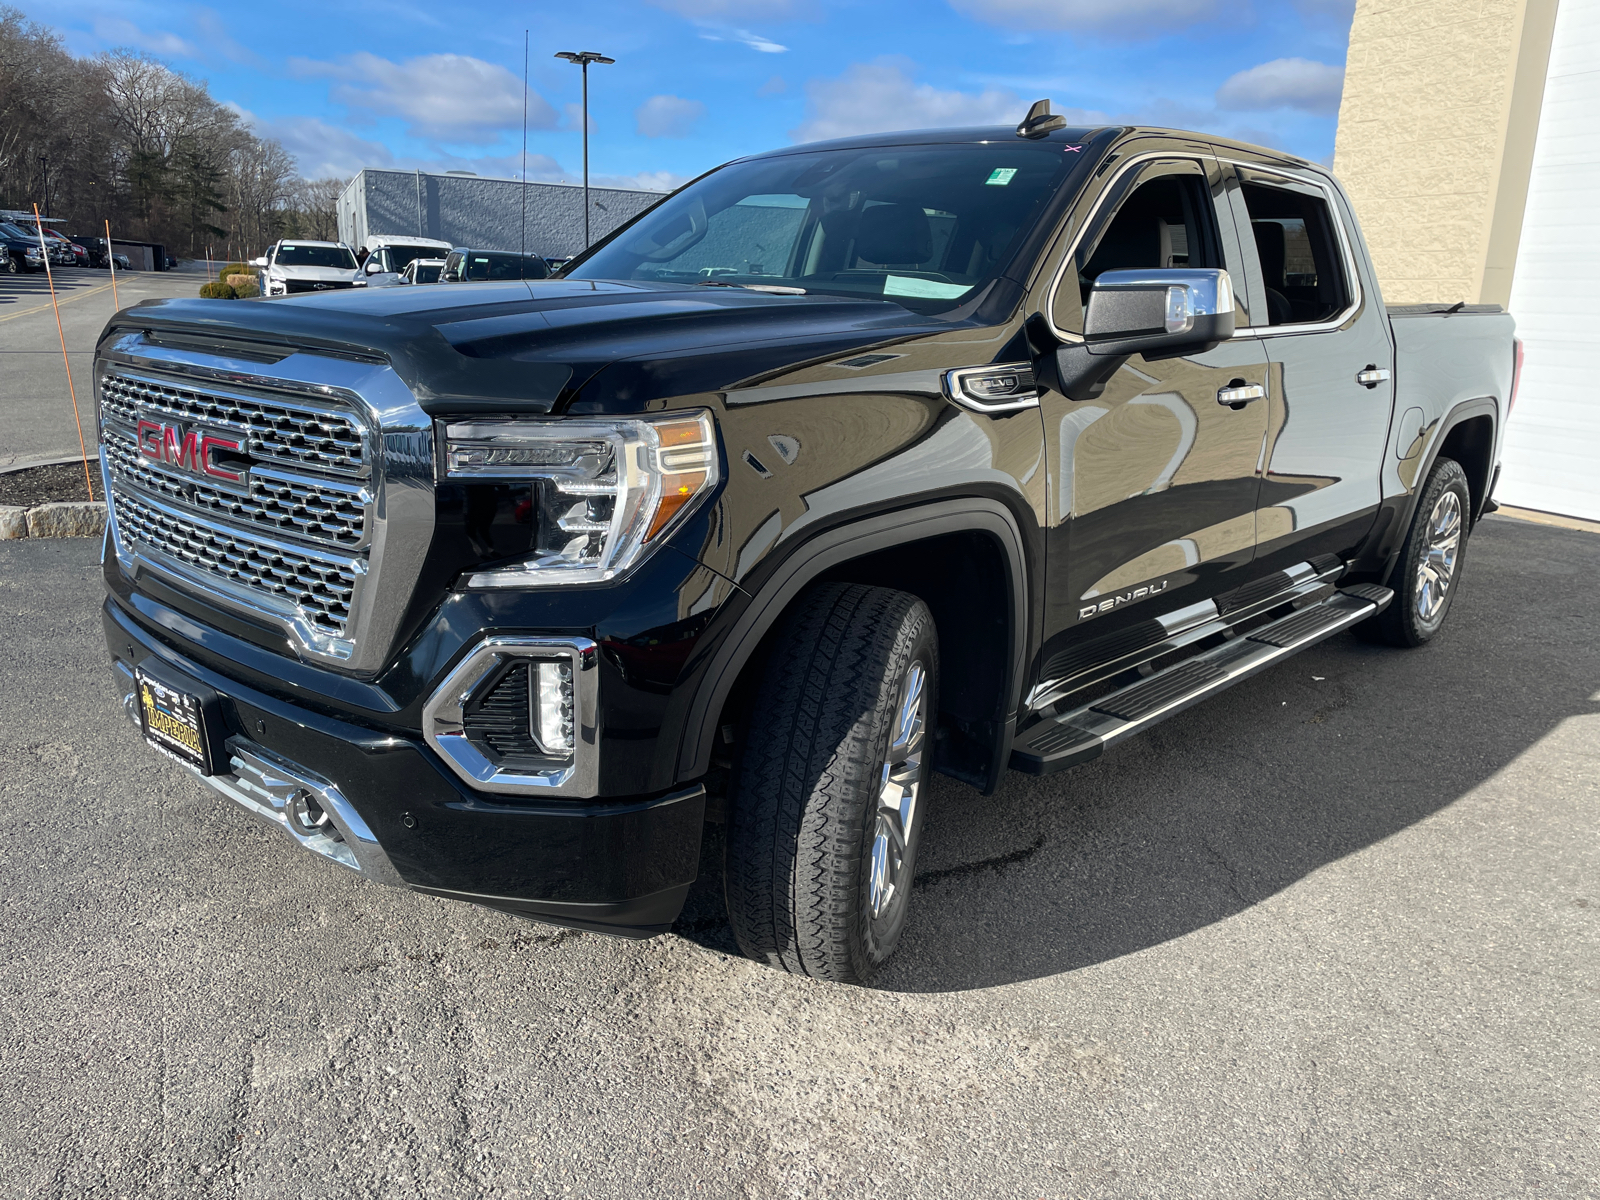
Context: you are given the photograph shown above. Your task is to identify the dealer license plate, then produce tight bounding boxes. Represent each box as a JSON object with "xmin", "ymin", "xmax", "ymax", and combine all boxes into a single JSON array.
[{"xmin": 135, "ymin": 670, "xmax": 210, "ymax": 772}]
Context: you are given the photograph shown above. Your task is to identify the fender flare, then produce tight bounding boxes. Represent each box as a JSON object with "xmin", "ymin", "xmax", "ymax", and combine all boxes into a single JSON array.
[
  {"xmin": 1379, "ymin": 394, "xmax": 1500, "ymax": 582},
  {"xmin": 675, "ymin": 497, "xmax": 1031, "ymax": 787}
]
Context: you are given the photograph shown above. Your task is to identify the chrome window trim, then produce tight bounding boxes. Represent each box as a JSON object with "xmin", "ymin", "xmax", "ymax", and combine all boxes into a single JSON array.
[
  {"xmin": 1039, "ymin": 150, "xmax": 1219, "ymax": 345},
  {"xmin": 98, "ymin": 333, "xmax": 435, "ymax": 674},
  {"xmin": 1214, "ymin": 156, "xmax": 1365, "ymax": 340},
  {"xmin": 423, "ymin": 637, "xmax": 601, "ymax": 798}
]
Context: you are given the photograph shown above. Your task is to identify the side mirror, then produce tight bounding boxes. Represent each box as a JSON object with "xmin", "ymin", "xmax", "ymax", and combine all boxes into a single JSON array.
[
  {"xmin": 365, "ymin": 258, "xmax": 383, "ymax": 274},
  {"xmin": 1050, "ymin": 268, "xmax": 1236, "ymax": 401},
  {"xmin": 250, "ymin": 256, "xmax": 267, "ymax": 268}
]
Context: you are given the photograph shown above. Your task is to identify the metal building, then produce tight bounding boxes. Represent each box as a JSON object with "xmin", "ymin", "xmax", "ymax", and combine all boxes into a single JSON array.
[{"xmin": 336, "ymin": 169, "xmax": 665, "ymax": 260}]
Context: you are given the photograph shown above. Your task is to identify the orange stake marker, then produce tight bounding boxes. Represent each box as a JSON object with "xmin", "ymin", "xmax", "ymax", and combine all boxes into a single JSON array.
[
  {"xmin": 35, "ymin": 203, "xmax": 95, "ymax": 502},
  {"xmin": 104, "ymin": 218, "xmax": 119, "ymax": 310}
]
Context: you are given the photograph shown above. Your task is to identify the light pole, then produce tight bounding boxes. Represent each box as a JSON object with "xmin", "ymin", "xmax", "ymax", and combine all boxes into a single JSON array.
[{"xmin": 554, "ymin": 50, "xmax": 614, "ymax": 248}]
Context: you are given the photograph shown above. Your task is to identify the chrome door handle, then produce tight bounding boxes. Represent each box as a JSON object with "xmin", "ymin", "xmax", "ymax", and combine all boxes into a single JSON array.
[
  {"xmin": 1356, "ymin": 365, "xmax": 1391, "ymax": 388},
  {"xmin": 1217, "ymin": 382, "xmax": 1266, "ymax": 408}
]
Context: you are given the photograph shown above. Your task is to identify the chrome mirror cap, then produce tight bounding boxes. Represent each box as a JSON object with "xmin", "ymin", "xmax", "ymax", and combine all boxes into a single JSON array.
[{"xmin": 1082, "ymin": 267, "xmax": 1236, "ymax": 358}]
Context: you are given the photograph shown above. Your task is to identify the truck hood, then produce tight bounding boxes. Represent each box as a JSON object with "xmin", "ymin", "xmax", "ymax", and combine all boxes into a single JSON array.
[
  {"xmin": 100, "ymin": 279, "xmax": 959, "ymax": 415},
  {"xmin": 268, "ymin": 264, "xmax": 360, "ymax": 283}
]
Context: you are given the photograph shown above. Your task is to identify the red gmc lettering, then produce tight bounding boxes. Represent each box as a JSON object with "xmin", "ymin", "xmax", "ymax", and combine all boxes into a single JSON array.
[
  {"xmin": 136, "ymin": 420, "xmax": 163, "ymax": 458},
  {"xmin": 163, "ymin": 426, "xmax": 202, "ymax": 474},
  {"xmin": 137, "ymin": 421, "xmax": 242, "ymax": 482},
  {"xmin": 198, "ymin": 435, "xmax": 242, "ymax": 482}
]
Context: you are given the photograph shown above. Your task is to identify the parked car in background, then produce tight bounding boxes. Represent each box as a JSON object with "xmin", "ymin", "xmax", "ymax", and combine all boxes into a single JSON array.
[
  {"xmin": 361, "ymin": 235, "xmax": 454, "ymax": 286},
  {"xmin": 251, "ymin": 240, "xmax": 364, "ymax": 297},
  {"xmin": 545, "ymin": 255, "xmax": 573, "ymax": 272},
  {"xmin": 398, "ymin": 257, "xmax": 446, "ymax": 285},
  {"xmin": 59, "ymin": 235, "xmax": 89, "ymax": 267},
  {"xmin": 113, "ymin": 253, "xmax": 131, "ymax": 271},
  {"xmin": 0, "ymin": 223, "xmax": 45, "ymax": 272},
  {"xmin": 439, "ymin": 248, "xmax": 551, "ymax": 282}
]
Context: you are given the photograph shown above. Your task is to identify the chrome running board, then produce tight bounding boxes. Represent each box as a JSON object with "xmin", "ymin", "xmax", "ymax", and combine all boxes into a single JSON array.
[{"xmin": 1011, "ymin": 583, "xmax": 1392, "ymax": 776}]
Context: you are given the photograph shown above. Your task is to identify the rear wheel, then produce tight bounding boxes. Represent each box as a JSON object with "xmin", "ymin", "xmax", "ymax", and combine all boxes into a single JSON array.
[
  {"xmin": 1364, "ymin": 457, "xmax": 1471, "ymax": 647},
  {"xmin": 724, "ymin": 583, "xmax": 938, "ymax": 984}
]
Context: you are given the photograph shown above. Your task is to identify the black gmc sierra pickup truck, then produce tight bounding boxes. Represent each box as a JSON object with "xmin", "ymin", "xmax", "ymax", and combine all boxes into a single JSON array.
[{"xmin": 97, "ymin": 106, "xmax": 1518, "ymax": 983}]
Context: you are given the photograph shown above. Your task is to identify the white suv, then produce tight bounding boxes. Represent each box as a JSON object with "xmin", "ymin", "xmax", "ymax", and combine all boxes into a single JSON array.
[{"xmin": 252, "ymin": 240, "xmax": 362, "ymax": 297}]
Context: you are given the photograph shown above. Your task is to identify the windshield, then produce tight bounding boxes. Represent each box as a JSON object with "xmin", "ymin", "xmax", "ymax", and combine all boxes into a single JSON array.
[
  {"xmin": 463, "ymin": 253, "xmax": 550, "ymax": 281},
  {"xmin": 411, "ymin": 261, "xmax": 443, "ymax": 283},
  {"xmin": 566, "ymin": 142, "xmax": 1080, "ymax": 311},
  {"xmin": 275, "ymin": 244, "xmax": 357, "ymax": 269}
]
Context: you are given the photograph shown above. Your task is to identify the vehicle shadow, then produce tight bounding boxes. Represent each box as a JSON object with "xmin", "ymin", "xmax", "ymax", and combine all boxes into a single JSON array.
[
  {"xmin": 0, "ymin": 268, "xmax": 121, "ymax": 308},
  {"xmin": 672, "ymin": 517, "xmax": 1600, "ymax": 991}
]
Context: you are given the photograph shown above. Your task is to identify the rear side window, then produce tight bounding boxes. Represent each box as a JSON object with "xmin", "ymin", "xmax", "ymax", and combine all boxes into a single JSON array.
[{"xmin": 1238, "ymin": 181, "xmax": 1350, "ymax": 326}]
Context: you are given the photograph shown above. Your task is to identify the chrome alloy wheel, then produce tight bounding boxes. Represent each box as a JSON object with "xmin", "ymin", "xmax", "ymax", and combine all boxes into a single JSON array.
[
  {"xmin": 868, "ymin": 659, "xmax": 928, "ymax": 921},
  {"xmin": 1416, "ymin": 489, "xmax": 1463, "ymax": 624}
]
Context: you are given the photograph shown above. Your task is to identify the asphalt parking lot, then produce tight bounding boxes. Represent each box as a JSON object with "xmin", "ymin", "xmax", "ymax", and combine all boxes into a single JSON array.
[
  {"xmin": 0, "ymin": 516, "xmax": 1595, "ymax": 1199},
  {"xmin": 0, "ymin": 265, "xmax": 203, "ymax": 469}
]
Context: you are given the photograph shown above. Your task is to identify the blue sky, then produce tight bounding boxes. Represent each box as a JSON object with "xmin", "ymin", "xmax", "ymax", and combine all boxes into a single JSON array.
[{"xmin": 32, "ymin": 0, "xmax": 1357, "ymax": 191}]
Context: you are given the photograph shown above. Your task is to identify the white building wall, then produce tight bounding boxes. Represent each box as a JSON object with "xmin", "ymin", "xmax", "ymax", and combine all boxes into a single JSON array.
[{"xmin": 1499, "ymin": 0, "xmax": 1600, "ymax": 520}]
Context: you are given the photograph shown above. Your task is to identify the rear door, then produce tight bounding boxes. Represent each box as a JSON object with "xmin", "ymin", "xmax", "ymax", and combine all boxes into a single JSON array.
[
  {"xmin": 1034, "ymin": 148, "xmax": 1271, "ymax": 692},
  {"xmin": 1217, "ymin": 154, "xmax": 1395, "ymax": 567}
]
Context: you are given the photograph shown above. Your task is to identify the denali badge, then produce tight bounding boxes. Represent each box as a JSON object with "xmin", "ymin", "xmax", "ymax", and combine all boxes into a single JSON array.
[
  {"xmin": 136, "ymin": 419, "xmax": 245, "ymax": 484},
  {"xmin": 1080, "ymin": 579, "xmax": 1170, "ymax": 621}
]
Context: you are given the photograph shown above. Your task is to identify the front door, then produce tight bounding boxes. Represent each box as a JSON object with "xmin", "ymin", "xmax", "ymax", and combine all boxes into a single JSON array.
[{"xmin": 1035, "ymin": 153, "xmax": 1271, "ymax": 691}]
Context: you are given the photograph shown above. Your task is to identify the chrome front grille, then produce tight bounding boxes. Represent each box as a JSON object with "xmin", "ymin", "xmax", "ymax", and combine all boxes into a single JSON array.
[
  {"xmin": 104, "ymin": 429, "xmax": 369, "ymax": 549},
  {"xmin": 114, "ymin": 490, "xmax": 359, "ymax": 637},
  {"xmin": 98, "ymin": 336, "xmax": 433, "ymax": 671},
  {"xmin": 99, "ymin": 371, "xmax": 366, "ymax": 477}
]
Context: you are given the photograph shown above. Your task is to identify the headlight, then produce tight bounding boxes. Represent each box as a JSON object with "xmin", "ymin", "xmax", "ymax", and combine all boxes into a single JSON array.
[{"xmin": 442, "ymin": 410, "xmax": 719, "ymax": 587}]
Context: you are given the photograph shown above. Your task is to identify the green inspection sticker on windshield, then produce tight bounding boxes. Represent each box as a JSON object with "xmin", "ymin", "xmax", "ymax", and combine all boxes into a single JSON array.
[
  {"xmin": 985, "ymin": 168, "xmax": 1018, "ymax": 186},
  {"xmin": 884, "ymin": 276, "xmax": 973, "ymax": 300}
]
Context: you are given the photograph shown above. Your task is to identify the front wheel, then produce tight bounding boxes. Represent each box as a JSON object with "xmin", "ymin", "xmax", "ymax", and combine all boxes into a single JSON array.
[
  {"xmin": 724, "ymin": 583, "xmax": 938, "ymax": 984},
  {"xmin": 1364, "ymin": 456, "xmax": 1472, "ymax": 647}
]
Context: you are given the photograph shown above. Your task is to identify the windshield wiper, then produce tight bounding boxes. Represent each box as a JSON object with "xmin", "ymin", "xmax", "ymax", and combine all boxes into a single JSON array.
[{"xmin": 694, "ymin": 280, "xmax": 807, "ymax": 295}]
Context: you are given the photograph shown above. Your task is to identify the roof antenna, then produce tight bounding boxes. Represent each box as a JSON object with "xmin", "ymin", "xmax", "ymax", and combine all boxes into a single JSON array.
[{"xmin": 1017, "ymin": 99, "xmax": 1068, "ymax": 139}]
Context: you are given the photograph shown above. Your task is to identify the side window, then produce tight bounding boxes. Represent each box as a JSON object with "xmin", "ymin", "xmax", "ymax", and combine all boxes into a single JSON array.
[
  {"xmin": 1237, "ymin": 180, "xmax": 1350, "ymax": 326},
  {"xmin": 1051, "ymin": 162, "xmax": 1225, "ymax": 333}
]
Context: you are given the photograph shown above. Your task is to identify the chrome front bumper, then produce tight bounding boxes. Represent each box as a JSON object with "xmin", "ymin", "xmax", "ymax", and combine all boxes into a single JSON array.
[{"xmin": 117, "ymin": 665, "xmax": 404, "ymax": 888}]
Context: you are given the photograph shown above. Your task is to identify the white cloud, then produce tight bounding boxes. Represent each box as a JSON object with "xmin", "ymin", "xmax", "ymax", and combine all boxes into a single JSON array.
[
  {"xmin": 562, "ymin": 103, "xmax": 597, "ymax": 134},
  {"xmin": 90, "ymin": 17, "xmax": 197, "ymax": 59},
  {"xmin": 948, "ymin": 0, "xmax": 1221, "ymax": 36},
  {"xmin": 649, "ymin": 0, "xmax": 805, "ymax": 16},
  {"xmin": 758, "ymin": 74, "xmax": 788, "ymax": 95},
  {"xmin": 291, "ymin": 53, "xmax": 557, "ymax": 143},
  {"xmin": 595, "ymin": 170, "xmax": 692, "ymax": 193},
  {"xmin": 1216, "ymin": 58, "xmax": 1345, "ymax": 115},
  {"xmin": 636, "ymin": 94, "xmax": 707, "ymax": 139},
  {"xmin": 192, "ymin": 9, "xmax": 260, "ymax": 66},
  {"xmin": 697, "ymin": 24, "xmax": 789, "ymax": 52},
  {"xmin": 234, "ymin": 110, "xmax": 396, "ymax": 180},
  {"xmin": 234, "ymin": 104, "xmax": 582, "ymax": 182},
  {"xmin": 792, "ymin": 61, "xmax": 1089, "ymax": 144}
]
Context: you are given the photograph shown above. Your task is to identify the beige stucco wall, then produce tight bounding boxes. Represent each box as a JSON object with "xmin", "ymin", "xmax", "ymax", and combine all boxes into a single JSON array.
[{"xmin": 1333, "ymin": 0, "xmax": 1559, "ymax": 306}]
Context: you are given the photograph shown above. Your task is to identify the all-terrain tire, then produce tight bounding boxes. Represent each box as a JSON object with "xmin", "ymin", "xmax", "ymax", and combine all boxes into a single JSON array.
[
  {"xmin": 1362, "ymin": 456, "xmax": 1472, "ymax": 647},
  {"xmin": 724, "ymin": 583, "xmax": 938, "ymax": 984}
]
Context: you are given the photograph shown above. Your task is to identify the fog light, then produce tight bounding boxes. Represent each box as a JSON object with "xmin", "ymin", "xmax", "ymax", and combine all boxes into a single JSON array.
[{"xmin": 534, "ymin": 660, "xmax": 575, "ymax": 755}]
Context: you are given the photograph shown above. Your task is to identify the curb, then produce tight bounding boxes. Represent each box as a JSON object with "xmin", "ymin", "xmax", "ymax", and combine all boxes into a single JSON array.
[{"xmin": 0, "ymin": 501, "xmax": 107, "ymax": 540}]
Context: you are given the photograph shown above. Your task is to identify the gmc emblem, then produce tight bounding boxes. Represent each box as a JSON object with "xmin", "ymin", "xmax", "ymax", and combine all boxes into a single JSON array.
[{"xmin": 136, "ymin": 420, "xmax": 244, "ymax": 484}]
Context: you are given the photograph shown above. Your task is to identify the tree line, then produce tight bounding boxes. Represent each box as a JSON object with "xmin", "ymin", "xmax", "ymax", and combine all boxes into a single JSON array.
[{"xmin": 0, "ymin": 7, "xmax": 343, "ymax": 259}]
